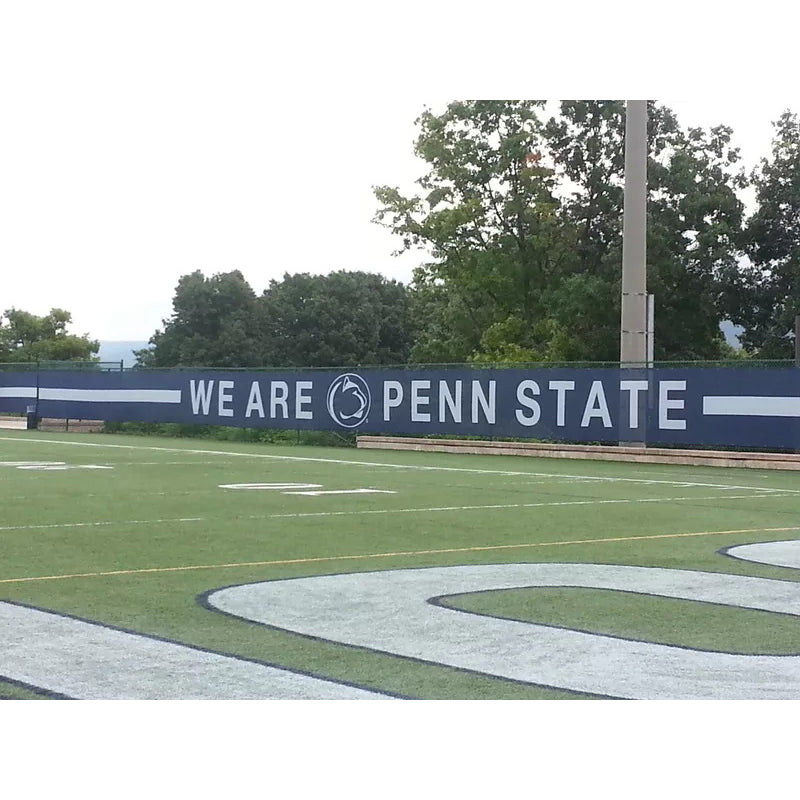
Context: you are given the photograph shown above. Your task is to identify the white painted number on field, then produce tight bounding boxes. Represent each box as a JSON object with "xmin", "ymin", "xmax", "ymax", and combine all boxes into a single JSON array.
[
  {"xmin": 0, "ymin": 603, "xmax": 390, "ymax": 700},
  {"xmin": 207, "ymin": 544, "xmax": 800, "ymax": 700}
]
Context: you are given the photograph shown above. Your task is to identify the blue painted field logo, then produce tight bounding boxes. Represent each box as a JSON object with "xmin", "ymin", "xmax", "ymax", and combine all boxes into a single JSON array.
[{"xmin": 326, "ymin": 373, "xmax": 371, "ymax": 428}]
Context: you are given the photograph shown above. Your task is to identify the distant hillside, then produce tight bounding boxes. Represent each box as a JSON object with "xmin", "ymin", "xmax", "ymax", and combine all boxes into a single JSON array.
[{"xmin": 98, "ymin": 341, "xmax": 150, "ymax": 367}]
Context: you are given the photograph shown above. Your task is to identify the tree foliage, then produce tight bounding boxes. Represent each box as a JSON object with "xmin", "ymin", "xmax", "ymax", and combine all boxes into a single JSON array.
[
  {"xmin": 0, "ymin": 308, "xmax": 99, "ymax": 362},
  {"xmin": 137, "ymin": 101, "xmax": 799, "ymax": 369},
  {"xmin": 736, "ymin": 111, "xmax": 800, "ymax": 357},
  {"xmin": 260, "ymin": 271, "xmax": 412, "ymax": 367},
  {"xmin": 137, "ymin": 270, "xmax": 264, "ymax": 368},
  {"xmin": 375, "ymin": 100, "xmax": 747, "ymax": 364},
  {"xmin": 140, "ymin": 269, "xmax": 413, "ymax": 369}
]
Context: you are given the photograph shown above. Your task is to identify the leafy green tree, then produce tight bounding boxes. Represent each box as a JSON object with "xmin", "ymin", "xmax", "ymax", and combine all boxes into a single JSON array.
[
  {"xmin": 375, "ymin": 100, "xmax": 746, "ymax": 364},
  {"xmin": 544, "ymin": 100, "xmax": 745, "ymax": 361},
  {"xmin": 259, "ymin": 271, "xmax": 412, "ymax": 367},
  {"xmin": 138, "ymin": 270, "xmax": 264, "ymax": 367},
  {"xmin": 0, "ymin": 308, "xmax": 99, "ymax": 362},
  {"xmin": 375, "ymin": 100, "xmax": 573, "ymax": 364},
  {"xmin": 737, "ymin": 111, "xmax": 800, "ymax": 357}
]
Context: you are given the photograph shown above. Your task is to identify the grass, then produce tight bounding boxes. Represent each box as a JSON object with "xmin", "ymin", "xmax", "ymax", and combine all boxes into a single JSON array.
[{"xmin": 2, "ymin": 428, "xmax": 800, "ymax": 699}]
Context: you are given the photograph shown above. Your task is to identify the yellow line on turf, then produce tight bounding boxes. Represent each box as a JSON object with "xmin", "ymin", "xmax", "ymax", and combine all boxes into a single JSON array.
[{"xmin": 2, "ymin": 526, "xmax": 799, "ymax": 585}]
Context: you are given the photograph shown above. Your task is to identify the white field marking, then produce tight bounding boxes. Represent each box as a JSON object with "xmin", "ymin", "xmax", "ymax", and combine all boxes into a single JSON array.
[
  {"xmin": 4, "ymin": 526, "xmax": 800, "ymax": 586},
  {"xmin": 0, "ymin": 493, "xmax": 790, "ymax": 535},
  {"xmin": 0, "ymin": 517, "xmax": 204, "ymax": 533},
  {"xmin": 282, "ymin": 489, "xmax": 398, "ymax": 496},
  {"xmin": 207, "ymin": 559, "xmax": 800, "ymax": 700},
  {"xmin": 726, "ymin": 540, "xmax": 800, "ymax": 570},
  {"xmin": 114, "ymin": 461, "xmax": 242, "ymax": 466},
  {"xmin": 16, "ymin": 464, "xmax": 113, "ymax": 471},
  {"xmin": 2, "ymin": 434, "xmax": 797, "ymax": 495},
  {"xmin": 0, "ymin": 461, "xmax": 66, "ymax": 467},
  {"xmin": 219, "ymin": 483, "xmax": 323, "ymax": 490},
  {"xmin": 0, "ymin": 602, "xmax": 392, "ymax": 699},
  {"xmin": 259, "ymin": 493, "xmax": 797, "ymax": 520}
]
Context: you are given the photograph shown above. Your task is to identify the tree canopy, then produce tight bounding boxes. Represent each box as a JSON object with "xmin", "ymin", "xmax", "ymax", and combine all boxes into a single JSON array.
[
  {"xmin": 136, "ymin": 100, "xmax": 799, "ymax": 370},
  {"xmin": 259, "ymin": 271, "xmax": 412, "ymax": 367},
  {"xmin": 139, "ymin": 269, "xmax": 413, "ymax": 369},
  {"xmin": 374, "ymin": 100, "xmax": 748, "ymax": 364},
  {"xmin": 735, "ymin": 111, "xmax": 800, "ymax": 357},
  {"xmin": 0, "ymin": 308, "xmax": 99, "ymax": 362},
  {"xmin": 137, "ymin": 270, "xmax": 263, "ymax": 368}
]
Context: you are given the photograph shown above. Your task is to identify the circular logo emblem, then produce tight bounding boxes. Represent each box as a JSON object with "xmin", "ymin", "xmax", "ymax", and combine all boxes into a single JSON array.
[{"xmin": 326, "ymin": 373, "xmax": 371, "ymax": 428}]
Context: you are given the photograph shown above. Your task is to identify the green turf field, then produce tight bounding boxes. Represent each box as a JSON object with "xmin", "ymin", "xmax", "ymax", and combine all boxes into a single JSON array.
[{"xmin": 2, "ymin": 429, "xmax": 800, "ymax": 699}]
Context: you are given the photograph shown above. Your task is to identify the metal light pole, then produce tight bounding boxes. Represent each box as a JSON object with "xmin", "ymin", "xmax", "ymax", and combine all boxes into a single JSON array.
[
  {"xmin": 619, "ymin": 100, "xmax": 648, "ymax": 448},
  {"xmin": 620, "ymin": 100, "xmax": 648, "ymax": 369}
]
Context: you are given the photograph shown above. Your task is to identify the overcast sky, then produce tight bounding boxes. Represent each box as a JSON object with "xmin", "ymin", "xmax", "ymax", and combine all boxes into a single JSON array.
[{"xmin": 1, "ymin": 3, "xmax": 796, "ymax": 342}]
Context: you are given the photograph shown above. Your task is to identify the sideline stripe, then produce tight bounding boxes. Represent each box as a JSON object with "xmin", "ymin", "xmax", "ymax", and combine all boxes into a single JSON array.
[
  {"xmin": 2, "ymin": 525, "xmax": 799, "ymax": 585},
  {"xmin": 1, "ymin": 434, "xmax": 796, "ymax": 494},
  {"xmin": 0, "ymin": 492, "xmax": 791, "ymax": 533}
]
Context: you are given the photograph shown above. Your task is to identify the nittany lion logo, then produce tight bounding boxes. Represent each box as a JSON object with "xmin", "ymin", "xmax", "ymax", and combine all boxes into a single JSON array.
[{"xmin": 326, "ymin": 373, "xmax": 371, "ymax": 428}]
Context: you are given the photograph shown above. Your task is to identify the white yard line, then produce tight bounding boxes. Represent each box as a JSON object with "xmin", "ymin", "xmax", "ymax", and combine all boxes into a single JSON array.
[
  {"xmin": 2, "ymin": 434, "xmax": 797, "ymax": 494},
  {"xmin": 0, "ymin": 517, "xmax": 204, "ymax": 533},
  {"xmin": 0, "ymin": 493, "xmax": 792, "ymax": 533},
  {"xmin": 259, "ymin": 493, "xmax": 797, "ymax": 519}
]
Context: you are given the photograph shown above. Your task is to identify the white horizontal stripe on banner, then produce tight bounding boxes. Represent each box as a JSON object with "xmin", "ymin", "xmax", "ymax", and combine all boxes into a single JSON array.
[
  {"xmin": 38, "ymin": 388, "xmax": 182, "ymax": 404},
  {"xmin": 702, "ymin": 395, "xmax": 800, "ymax": 417},
  {"xmin": 0, "ymin": 386, "xmax": 37, "ymax": 398}
]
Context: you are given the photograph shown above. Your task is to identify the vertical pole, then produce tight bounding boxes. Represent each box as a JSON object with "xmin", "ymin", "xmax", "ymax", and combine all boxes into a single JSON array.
[
  {"xmin": 619, "ymin": 100, "xmax": 648, "ymax": 447},
  {"xmin": 647, "ymin": 294, "xmax": 655, "ymax": 368},
  {"xmin": 795, "ymin": 315, "xmax": 800, "ymax": 367},
  {"xmin": 620, "ymin": 100, "xmax": 648, "ymax": 369}
]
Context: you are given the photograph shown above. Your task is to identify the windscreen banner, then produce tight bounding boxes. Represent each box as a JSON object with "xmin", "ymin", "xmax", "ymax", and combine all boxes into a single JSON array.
[{"xmin": 1, "ymin": 367, "xmax": 799, "ymax": 450}]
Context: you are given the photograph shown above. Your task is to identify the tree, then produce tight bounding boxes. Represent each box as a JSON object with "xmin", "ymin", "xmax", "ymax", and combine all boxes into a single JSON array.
[
  {"xmin": 138, "ymin": 270, "xmax": 263, "ymax": 367},
  {"xmin": 139, "ymin": 269, "xmax": 414, "ymax": 370},
  {"xmin": 0, "ymin": 308, "xmax": 99, "ymax": 362},
  {"xmin": 374, "ymin": 100, "xmax": 573, "ymax": 364},
  {"xmin": 259, "ymin": 271, "xmax": 413, "ymax": 367},
  {"xmin": 737, "ymin": 111, "xmax": 800, "ymax": 358},
  {"xmin": 375, "ymin": 100, "xmax": 746, "ymax": 364}
]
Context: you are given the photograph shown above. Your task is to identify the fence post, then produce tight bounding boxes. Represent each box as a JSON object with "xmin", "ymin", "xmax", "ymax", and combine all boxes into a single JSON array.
[{"xmin": 795, "ymin": 315, "xmax": 800, "ymax": 368}]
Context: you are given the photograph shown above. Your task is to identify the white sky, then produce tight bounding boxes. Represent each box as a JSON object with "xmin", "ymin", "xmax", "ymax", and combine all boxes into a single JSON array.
[{"xmin": 1, "ymin": 2, "xmax": 797, "ymax": 342}]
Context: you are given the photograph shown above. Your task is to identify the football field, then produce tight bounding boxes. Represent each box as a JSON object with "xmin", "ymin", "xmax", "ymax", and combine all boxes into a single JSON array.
[{"xmin": 2, "ymin": 429, "xmax": 800, "ymax": 700}]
